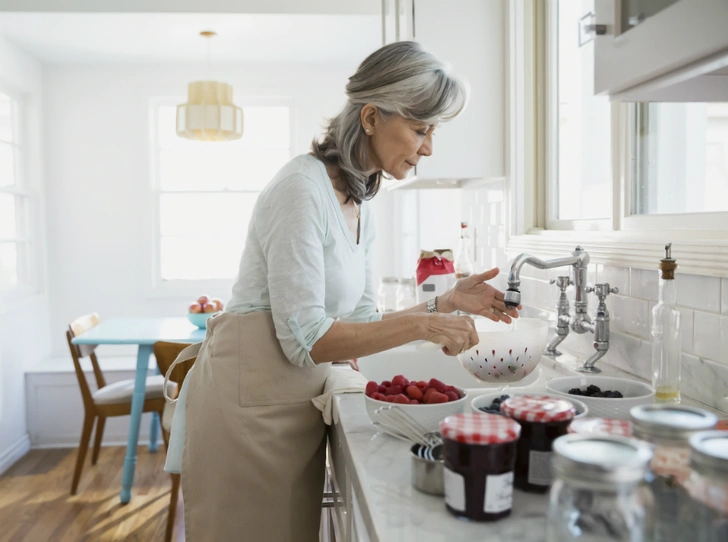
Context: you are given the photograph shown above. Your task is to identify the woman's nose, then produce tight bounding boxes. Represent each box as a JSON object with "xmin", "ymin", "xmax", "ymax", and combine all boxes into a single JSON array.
[{"xmin": 418, "ymin": 136, "xmax": 433, "ymax": 157}]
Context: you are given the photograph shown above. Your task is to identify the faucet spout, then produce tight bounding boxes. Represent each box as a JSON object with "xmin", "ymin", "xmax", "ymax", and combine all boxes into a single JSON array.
[
  {"xmin": 578, "ymin": 349, "xmax": 607, "ymax": 373},
  {"xmin": 505, "ymin": 247, "xmax": 590, "ymax": 308}
]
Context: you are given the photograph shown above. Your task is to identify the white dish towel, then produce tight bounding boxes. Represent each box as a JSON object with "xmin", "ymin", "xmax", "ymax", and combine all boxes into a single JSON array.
[{"xmin": 312, "ymin": 366, "xmax": 369, "ymax": 425}]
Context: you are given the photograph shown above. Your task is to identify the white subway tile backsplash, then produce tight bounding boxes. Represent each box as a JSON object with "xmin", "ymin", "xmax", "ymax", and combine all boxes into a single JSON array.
[
  {"xmin": 610, "ymin": 295, "xmax": 650, "ymax": 340},
  {"xmin": 681, "ymin": 353, "xmax": 728, "ymax": 413},
  {"xmin": 676, "ymin": 274, "xmax": 722, "ymax": 313},
  {"xmin": 693, "ymin": 312, "xmax": 728, "ymax": 364},
  {"xmin": 722, "ymin": 278, "xmax": 728, "ymax": 314},
  {"xmin": 596, "ymin": 264, "xmax": 630, "ymax": 295},
  {"xmin": 630, "ymin": 268, "xmax": 659, "ymax": 301}
]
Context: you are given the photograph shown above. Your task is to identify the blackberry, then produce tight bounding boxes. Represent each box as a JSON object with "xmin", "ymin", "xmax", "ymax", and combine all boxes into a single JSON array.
[
  {"xmin": 568, "ymin": 388, "xmax": 583, "ymax": 396},
  {"xmin": 586, "ymin": 385, "xmax": 602, "ymax": 394},
  {"xmin": 612, "ymin": 391, "xmax": 623, "ymax": 398}
]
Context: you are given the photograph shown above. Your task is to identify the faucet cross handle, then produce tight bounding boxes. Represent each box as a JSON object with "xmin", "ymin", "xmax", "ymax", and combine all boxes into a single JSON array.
[
  {"xmin": 549, "ymin": 276, "xmax": 573, "ymax": 292},
  {"xmin": 586, "ymin": 283, "xmax": 618, "ymax": 303}
]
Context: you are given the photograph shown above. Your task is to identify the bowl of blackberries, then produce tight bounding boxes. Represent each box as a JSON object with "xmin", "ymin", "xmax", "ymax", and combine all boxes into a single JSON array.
[
  {"xmin": 546, "ymin": 376, "xmax": 655, "ymax": 420},
  {"xmin": 471, "ymin": 391, "xmax": 588, "ymax": 420}
]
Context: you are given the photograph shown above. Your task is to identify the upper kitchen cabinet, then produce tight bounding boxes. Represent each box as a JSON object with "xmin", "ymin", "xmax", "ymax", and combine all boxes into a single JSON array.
[
  {"xmin": 382, "ymin": 0, "xmax": 505, "ymax": 187},
  {"xmin": 592, "ymin": 0, "xmax": 728, "ymax": 101}
]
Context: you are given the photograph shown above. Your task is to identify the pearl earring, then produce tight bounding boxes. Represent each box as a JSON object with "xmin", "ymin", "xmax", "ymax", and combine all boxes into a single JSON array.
[{"xmin": 365, "ymin": 129, "xmax": 370, "ymax": 133}]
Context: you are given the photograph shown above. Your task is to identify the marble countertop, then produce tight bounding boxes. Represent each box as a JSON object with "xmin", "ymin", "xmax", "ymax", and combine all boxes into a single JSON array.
[
  {"xmin": 330, "ymin": 364, "xmax": 574, "ymax": 542},
  {"xmin": 330, "ymin": 353, "xmax": 721, "ymax": 542}
]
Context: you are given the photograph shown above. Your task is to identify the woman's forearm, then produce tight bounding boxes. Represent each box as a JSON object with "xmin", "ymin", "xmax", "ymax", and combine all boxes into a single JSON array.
[
  {"xmin": 310, "ymin": 314, "xmax": 426, "ymax": 364},
  {"xmin": 381, "ymin": 294, "xmax": 455, "ymax": 320}
]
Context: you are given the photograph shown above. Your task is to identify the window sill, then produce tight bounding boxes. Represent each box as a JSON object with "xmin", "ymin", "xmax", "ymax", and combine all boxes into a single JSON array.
[{"xmin": 507, "ymin": 229, "xmax": 728, "ymax": 277}]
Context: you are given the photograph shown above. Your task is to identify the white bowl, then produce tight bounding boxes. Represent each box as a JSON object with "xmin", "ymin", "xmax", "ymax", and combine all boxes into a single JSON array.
[
  {"xmin": 457, "ymin": 318, "xmax": 549, "ymax": 384},
  {"xmin": 471, "ymin": 391, "xmax": 589, "ymax": 420},
  {"xmin": 364, "ymin": 387, "xmax": 469, "ymax": 434},
  {"xmin": 546, "ymin": 376, "xmax": 655, "ymax": 420}
]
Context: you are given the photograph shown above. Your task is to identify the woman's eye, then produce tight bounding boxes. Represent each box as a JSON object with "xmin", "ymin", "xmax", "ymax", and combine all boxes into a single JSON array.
[{"xmin": 416, "ymin": 130, "xmax": 427, "ymax": 136}]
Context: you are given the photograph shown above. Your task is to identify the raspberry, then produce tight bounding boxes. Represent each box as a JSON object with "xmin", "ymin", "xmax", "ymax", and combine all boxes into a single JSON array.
[
  {"xmin": 427, "ymin": 391, "xmax": 449, "ymax": 404},
  {"xmin": 384, "ymin": 396, "xmax": 396, "ymax": 403},
  {"xmin": 406, "ymin": 385, "xmax": 424, "ymax": 401},
  {"xmin": 371, "ymin": 392, "xmax": 386, "ymax": 401},
  {"xmin": 409, "ymin": 399, "xmax": 419, "ymax": 405},
  {"xmin": 381, "ymin": 380, "xmax": 392, "ymax": 388},
  {"xmin": 385, "ymin": 385, "xmax": 403, "ymax": 396},
  {"xmin": 378, "ymin": 385, "xmax": 387, "ymax": 394},
  {"xmin": 428, "ymin": 378, "xmax": 447, "ymax": 394},
  {"xmin": 393, "ymin": 394, "xmax": 410, "ymax": 404},
  {"xmin": 445, "ymin": 391, "xmax": 459, "ymax": 402},
  {"xmin": 392, "ymin": 375, "xmax": 409, "ymax": 388},
  {"xmin": 415, "ymin": 381, "xmax": 428, "ymax": 391},
  {"xmin": 423, "ymin": 388, "xmax": 436, "ymax": 402},
  {"xmin": 365, "ymin": 381, "xmax": 378, "ymax": 397}
]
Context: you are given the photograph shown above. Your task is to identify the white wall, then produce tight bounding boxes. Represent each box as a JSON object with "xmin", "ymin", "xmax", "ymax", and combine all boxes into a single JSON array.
[
  {"xmin": 0, "ymin": 35, "xmax": 50, "ymax": 473},
  {"xmin": 43, "ymin": 61, "xmax": 391, "ymax": 358}
]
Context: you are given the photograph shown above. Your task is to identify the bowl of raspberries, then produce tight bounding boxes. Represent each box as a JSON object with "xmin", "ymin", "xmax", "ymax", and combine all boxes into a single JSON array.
[
  {"xmin": 546, "ymin": 376, "xmax": 655, "ymax": 420},
  {"xmin": 364, "ymin": 375, "xmax": 468, "ymax": 432}
]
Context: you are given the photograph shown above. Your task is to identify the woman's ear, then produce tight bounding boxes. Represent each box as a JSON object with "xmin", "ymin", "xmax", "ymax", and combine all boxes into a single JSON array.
[{"xmin": 360, "ymin": 104, "xmax": 379, "ymax": 134}]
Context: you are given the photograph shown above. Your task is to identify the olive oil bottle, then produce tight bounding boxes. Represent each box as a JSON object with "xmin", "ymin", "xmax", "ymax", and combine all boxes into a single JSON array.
[{"xmin": 651, "ymin": 244, "xmax": 680, "ymax": 403}]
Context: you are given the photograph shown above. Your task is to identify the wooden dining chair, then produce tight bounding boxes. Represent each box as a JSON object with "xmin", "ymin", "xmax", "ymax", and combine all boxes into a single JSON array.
[
  {"xmin": 65, "ymin": 313, "xmax": 175, "ymax": 495},
  {"xmin": 153, "ymin": 341, "xmax": 197, "ymax": 542}
]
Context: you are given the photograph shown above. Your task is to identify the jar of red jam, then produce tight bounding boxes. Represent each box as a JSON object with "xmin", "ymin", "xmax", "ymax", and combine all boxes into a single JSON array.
[
  {"xmin": 501, "ymin": 394, "xmax": 576, "ymax": 493},
  {"xmin": 439, "ymin": 413, "xmax": 521, "ymax": 522}
]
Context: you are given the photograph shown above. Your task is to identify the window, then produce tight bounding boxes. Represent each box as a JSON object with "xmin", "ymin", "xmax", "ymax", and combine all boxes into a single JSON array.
[
  {"xmin": 150, "ymin": 99, "xmax": 292, "ymax": 287},
  {"xmin": 505, "ymin": 1, "xmax": 728, "ymax": 275},
  {"xmin": 0, "ymin": 90, "xmax": 37, "ymax": 300}
]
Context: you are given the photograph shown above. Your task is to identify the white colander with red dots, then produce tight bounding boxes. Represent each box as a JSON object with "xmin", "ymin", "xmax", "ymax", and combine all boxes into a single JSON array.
[{"xmin": 457, "ymin": 317, "xmax": 549, "ymax": 384}]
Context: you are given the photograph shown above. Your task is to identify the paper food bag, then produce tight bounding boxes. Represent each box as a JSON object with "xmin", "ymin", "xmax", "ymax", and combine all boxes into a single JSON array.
[{"xmin": 416, "ymin": 249, "xmax": 456, "ymax": 304}]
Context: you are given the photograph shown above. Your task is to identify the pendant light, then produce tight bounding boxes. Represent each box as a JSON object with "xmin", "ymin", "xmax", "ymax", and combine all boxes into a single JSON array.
[{"xmin": 176, "ymin": 31, "xmax": 244, "ymax": 141}]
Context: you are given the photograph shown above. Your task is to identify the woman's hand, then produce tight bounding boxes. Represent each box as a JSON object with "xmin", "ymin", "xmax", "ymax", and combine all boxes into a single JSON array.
[
  {"xmin": 421, "ymin": 313, "xmax": 479, "ymax": 356},
  {"xmin": 439, "ymin": 267, "xmax": 521, "ymax": 323}
]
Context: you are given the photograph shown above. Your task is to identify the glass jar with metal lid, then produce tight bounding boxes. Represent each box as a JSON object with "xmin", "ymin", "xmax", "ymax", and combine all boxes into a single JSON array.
[
  {"xmin": 547, "ymin": 434, "xmax": 654, "ymax": 542},
  {"xmin": 683, "ymin": 431, "xmax": 728, "ymax": 542},
  {"xmin": 630, "ymin": 404, "xmax": 718, "ymax": 542},
  {"xmin": 376, "ymin": 277, "xmax": 399, "ymax": 313}
]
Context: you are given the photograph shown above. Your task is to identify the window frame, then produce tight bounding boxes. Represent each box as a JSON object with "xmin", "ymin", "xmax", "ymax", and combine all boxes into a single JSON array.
[
  {"xmin": 505, "ymin": 0, "xmax": 728, "ymax": 278},
  {"xmin": 0, "ymin": 87, "xmax": 42, "ymax": 307},
  {"xmin": 147, "ymin": 96, "xmax": 294, "ymax": 296}
]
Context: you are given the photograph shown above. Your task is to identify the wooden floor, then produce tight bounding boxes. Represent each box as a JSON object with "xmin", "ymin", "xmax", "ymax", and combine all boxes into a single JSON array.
[{"xmin": 0, "ymin": 446, "xmax": 183, "ymax": 542}]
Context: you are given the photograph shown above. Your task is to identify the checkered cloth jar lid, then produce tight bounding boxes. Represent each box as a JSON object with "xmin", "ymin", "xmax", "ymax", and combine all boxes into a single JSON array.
[
  {"xmin": 440, "ymin": 413, "xmax": 521, "ymax": 445},
  {"xmin": 501, "ymin": 395, "xmax": 576, "ymax": 423},
  {"xmin": 569, "ymin": 417, "xmax": 633, "ymax": 437}
]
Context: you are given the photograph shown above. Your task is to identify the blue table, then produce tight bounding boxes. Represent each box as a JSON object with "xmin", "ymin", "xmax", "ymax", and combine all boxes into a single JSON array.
[{"xmin": 71, "ymin": 317, "xmax": 206, "ymax": 504}]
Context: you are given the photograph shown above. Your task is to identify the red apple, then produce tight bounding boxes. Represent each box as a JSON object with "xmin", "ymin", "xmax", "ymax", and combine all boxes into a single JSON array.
[
  {"xmin": 197, "ymin": 294, "xmax": 210, "ymax": 306},
  {"xmin": 211, "ymin": 297, "xmax": 224, "ymax": 311},
  {"xmin": 189, "ymin": 302, "xmax": 203, "ymax": 314},
  {"xmin": 202, "ymin": 302, "xmax": 217, "ymax": 313}
]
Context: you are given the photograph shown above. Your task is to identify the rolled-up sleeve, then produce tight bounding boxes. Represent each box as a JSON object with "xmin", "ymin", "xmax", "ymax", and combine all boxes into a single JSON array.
[
  {"xmin": 342, "ymin": 204, "xmax": 383, "ymax": 324},
  {"xmin": 255, "ymin": 174, "xmax": 334, "ymax": 367}
]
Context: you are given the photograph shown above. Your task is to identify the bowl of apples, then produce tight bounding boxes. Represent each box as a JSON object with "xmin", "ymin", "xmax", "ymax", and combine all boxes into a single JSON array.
[{"xmin": 187, "ymin": 295, "xmax": 224, "ymax": 329}]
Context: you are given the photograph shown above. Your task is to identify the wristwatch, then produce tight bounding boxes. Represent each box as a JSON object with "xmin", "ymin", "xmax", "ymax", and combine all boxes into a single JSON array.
[{"xmin": 427, "ymin": 297, "xmax": 438, "ymax": 313}]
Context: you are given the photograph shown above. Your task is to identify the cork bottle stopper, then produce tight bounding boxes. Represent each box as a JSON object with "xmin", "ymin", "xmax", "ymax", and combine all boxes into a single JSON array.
[{"xmin": 659, "ymin": 243, "xmax": 677, "ymax": 280}]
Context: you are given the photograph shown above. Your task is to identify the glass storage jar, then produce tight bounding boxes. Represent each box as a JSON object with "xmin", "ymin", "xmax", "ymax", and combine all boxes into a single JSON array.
[
  {"xmin": 547, "ymin": 434, "xmax": 655, "ymax": 542},
  {"xmin": 376, "ymin": 277, "xmax": 399, "ymax": 313},
  {"xmin": 630, "ymin": 404, "xmax": 718, "ymax": 542},
  {"xmin": 439, "ymin": 413, "xmax": 520, "ymax": 522},
  {"xmin": 395, "ymin": 277, "xmax": 417, "ymax": 311},
  {"xmin": 501, "ymin": 395, "xmax": 576, "ymax": 493},
  {"xmin": 683, "ymin": 431, "xmax": 728, "ymax": 542}
]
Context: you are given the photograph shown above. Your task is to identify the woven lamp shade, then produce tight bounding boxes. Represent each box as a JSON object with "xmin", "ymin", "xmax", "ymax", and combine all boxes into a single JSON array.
[{"xmin": 176, "ymin": 81, "xmax": 244, "ymax": 141}]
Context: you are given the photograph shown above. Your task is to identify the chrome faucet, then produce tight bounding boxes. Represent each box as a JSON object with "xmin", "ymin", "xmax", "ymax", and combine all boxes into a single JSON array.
[{"xmin": 504, "ymin": 246, "xmax": 617, "ymax": 373}]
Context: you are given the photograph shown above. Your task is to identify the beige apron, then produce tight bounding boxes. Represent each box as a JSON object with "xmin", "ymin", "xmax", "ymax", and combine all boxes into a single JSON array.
[{"xmin": 182, "ymin": 311, "xmax": 330, "ymax": 542}]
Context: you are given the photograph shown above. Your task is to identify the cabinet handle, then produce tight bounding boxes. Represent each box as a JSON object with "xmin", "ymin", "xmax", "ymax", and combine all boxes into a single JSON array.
[{"xmin": 579, "ymin": 11, "xmax": 607, "ymax": 48}]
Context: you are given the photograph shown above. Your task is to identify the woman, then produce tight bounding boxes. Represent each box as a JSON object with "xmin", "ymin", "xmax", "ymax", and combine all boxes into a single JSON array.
[{"xmin": 177, "ymin": 41, "xmax": 519, "ymax": 541}]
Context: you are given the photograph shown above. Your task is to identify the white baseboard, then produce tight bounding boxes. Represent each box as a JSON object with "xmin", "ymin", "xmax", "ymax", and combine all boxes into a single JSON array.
[{"xmin": 0, "ymin": 434, "xmax": 31, "ymax": 475}]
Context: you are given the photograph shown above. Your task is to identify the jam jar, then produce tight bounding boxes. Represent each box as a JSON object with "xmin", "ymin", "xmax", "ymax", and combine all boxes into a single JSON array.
[
  {"xmin": 439, "ymin": 413, "xmax": 521, "ymax": 522},
  {"xmin": 501, "ymin": 394, "xmax": 576, "ymax": 493},
  {"xmin": 630, "ymin": 404, "xmax": 718, "ymax": 542}
]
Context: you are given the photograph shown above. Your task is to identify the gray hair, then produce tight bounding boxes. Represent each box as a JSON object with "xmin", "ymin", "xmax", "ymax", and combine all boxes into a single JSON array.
[{"xmin": 311, "ymin": 41, "xmax": 468, "ymax": 203}]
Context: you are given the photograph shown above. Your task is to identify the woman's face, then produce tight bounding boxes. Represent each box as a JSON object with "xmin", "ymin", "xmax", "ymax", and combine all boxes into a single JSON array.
[{"xmin": 364, "ymin": 110, "xmax": 437, "ymax": 180}]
